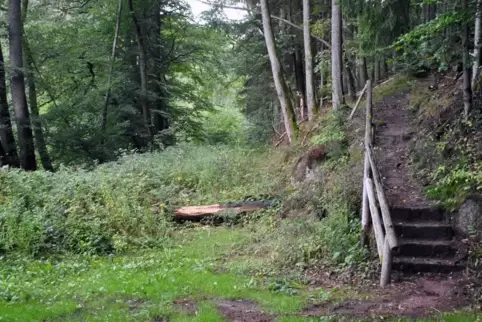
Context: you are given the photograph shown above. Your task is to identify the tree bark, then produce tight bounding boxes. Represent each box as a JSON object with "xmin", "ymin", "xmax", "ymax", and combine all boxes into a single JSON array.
[
  {"xmin": 303, "ymin": 0, "xmax": 316, "ymax": 120},
  {"xmin": 319, "ymin": 42, "xmax": 324, "ymax": 109},
  {"xmin": 0, "ymin": 42, "xmax": 19, "ymax": 167},
  {"xmin": 8, "ymin": 0, "xmax": 36, "ymax": 171},
  {"xmin": 294, "ymin": 49, "xmax": 306, "ymax": 120},
  {"xmin": 331, "ymin": 0, "xmax": 343, "ymax": 109},
  {"xmin": 23, "ymin": 40, "xmax": 53, "ymax": 171},
  {"xmin": 260, "ymin": 0, "xmax": 297, "ymax": 142},
  {"xmin": 148, "ymin": 1, "xmax": 171, "ymax": 144},
  {"xmin": 473, "ymin": 0, "xmax": 481, "ymax": 90},
  {"xmin": 462, "ymin": 0, "xmax": 472, "ymax": 120},
  {"xmin": 374, "ymin": 57, "xmax": 380, "ymax": 83},
  {"xmin": 128, "ymin": 0, "xmax": 153, "ymax": 142},
  {"xmin": 101, "ymin": 0, "xmax": 123, "ymax": 144},
  {"xmin": 22, "ymin": 0, "xmax": 53, "ymax": 171},
  {"xmin": 345, "ymin": 60, "xmax": 356, "ymax": 101}
]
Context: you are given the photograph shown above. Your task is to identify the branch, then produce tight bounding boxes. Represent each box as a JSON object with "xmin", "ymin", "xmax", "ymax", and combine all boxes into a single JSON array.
[
  {"xmin": 195, "ymin": 0, "xmax": 332, "ymax": 49},
  {"xmin": 269, "ymin": 15, "xmax": 331, "ymax": 49}
]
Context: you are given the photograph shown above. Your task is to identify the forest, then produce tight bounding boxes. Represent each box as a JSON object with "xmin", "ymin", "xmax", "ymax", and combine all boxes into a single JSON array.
[{"xmin": 0, "ymin": 0, "xmax": 481, "ymax": 320}]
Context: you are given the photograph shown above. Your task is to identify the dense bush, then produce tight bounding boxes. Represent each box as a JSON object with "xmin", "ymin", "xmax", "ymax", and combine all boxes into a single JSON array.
[{"xmin": 0, "ymin": 145, "xmax": 285, "ymax": 257}]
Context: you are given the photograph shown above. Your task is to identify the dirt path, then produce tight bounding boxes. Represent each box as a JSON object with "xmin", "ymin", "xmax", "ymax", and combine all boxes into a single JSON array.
[{"xmin": 372, "ymin": 90, "xmax": 434, "ymax": 208}]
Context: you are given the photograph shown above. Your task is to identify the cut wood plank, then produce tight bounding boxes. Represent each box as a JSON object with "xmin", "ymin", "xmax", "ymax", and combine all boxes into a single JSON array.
[{"xmin": 174, "ymin": 202, "xmax": 270, "ymax": 220}]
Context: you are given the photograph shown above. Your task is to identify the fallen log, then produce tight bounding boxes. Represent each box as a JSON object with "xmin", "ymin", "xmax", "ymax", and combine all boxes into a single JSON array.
[{"xmin": 174, "ymin": 201, "xmax": 274, "ymax": 220}]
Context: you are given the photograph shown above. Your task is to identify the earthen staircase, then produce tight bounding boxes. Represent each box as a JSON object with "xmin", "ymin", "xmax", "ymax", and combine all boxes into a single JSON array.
[
  {"xmin": 371, "ymin": 90, "xmax": 466, "ymax": 276},
  {"xmin": 391, "ymin": 207, "xmax": 465, "ymax": 274}
]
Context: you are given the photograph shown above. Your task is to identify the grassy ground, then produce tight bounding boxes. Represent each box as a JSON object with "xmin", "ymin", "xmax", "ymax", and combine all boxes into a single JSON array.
[
  {"xmin": 0, "ymin": 225, "xmax": 480, "ymax": 322},
  {"xmin": 0, "ymin": 227, "xmax": 324, "ymax": 321}
]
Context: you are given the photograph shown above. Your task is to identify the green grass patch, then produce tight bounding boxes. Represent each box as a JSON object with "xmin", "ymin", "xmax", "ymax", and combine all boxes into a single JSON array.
[{"xmin": 0, "ymin": 227, "xmax": 313, "ymax": 321}]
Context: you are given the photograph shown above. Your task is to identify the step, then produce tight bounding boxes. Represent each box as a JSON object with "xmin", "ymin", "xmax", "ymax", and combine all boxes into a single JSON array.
[
  {"xmin": 394, "ymin": 222, "xmax": 453, "ymax": 240},
  {"xmin": 392, "ymin": 256, "xmax": 465, "ymax": 273},
  {"xmin": 398, "ymin": 239, "xmax": 458, "ymax": 258},
  {"xmin": 391, "ymin": 207, "xmax": 447, "ymax": 222}
]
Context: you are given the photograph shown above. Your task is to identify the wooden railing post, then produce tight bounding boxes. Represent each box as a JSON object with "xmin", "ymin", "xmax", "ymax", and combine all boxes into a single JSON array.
[
  {"xmin": 380, "ymin": 236, "xmax": 393, "ymax": 287},
  {"xmin": 361, "ymin": 80, "xmax": 372, "ymax": 246},
  {"xmin": 365, "ymin": 178, "xmax": 384, "ymax": 257},
  {"xmin": 358, "ymin": 79, "xmax": 398, "ymax": 288},
  {"xmin": 366, "ymin": 147, "xmax": 399, "ymax": 250}
]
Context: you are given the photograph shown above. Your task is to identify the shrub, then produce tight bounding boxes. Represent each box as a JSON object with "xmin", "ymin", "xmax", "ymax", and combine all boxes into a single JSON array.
[{"xmin": 0, "ymin": 145, "xmax": 285, "ymax": 257}]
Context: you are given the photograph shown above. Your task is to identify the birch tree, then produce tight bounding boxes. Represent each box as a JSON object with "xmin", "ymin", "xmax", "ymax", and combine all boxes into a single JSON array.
[
  {"xmin": 260, "ymin": 0, "xmax": 297, "ymax": 142},
  {"xmin": 473, "ymin": 0, "xmax": 481, "ymax": 90},
  {"xmin": 303, "ymin": 0, "xmax": 316, "ymax": 119},
  {"xmin": 331, "ymin": 0, "xmax": 343, "ymax": 110}
]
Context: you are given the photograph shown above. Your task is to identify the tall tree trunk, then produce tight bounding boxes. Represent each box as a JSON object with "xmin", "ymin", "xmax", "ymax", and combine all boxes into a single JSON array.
[
  {"xmin": 149, "ymin": 1, "xmax": 171, "ymax": 144},
  {"xmin": 359, "ymin": 56, "xmax": 368, "ymax": 88},
  {"xmin": 101, "ymin": 0, "xmax": 123, "ymax": 144},
  {"xmin": 473, "ymin": 0, "xmax": 481, "ymax": 90},
  {"xmin": 23, "ymin": 41, "xmax": 53, "ymax": 171},
  {"xmin": 374, "ymin": 57, "xmax": 380, "ymax": 83},
  {"xmin": 0, "ymin": 42, "xmax": 19, "ymax": 167},
  {"xmin": 319, "ymin": 42, "xmax": 324, "ymax": 109},
  {"xmin": 303, "ymin": 0, "xmax": 316, "ymax": 120},
  {"xmin": 294, "ymin": 49, "xmax": 306, "ymax": 120},
  {"xmin": 128, "ymin": 0, "xmax": 153, "ymax": 142},
  {"xmin": 260, "ymin": 0, "xmax": 297, "ymax": 142},
  {"xmin": 346, "ymin": 61, "xmax": 356, "ymax": 101},
  {"xmin": 462, "ymin": 0, "xmax": 472, "ymax": 119},
  {"xmin": 8, "ymin": 0, "xmax": 36, "ymax": 170},
  {"xmin": 331, "ymin": 0, "xmax": 343, "ymax": 109},
  {"xmin": 22, "ymin": 0, "xmax": 53, "ymax": 171}
]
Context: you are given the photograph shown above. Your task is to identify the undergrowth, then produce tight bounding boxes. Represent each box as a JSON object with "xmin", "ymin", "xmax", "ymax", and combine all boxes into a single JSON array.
[
  {"xmin": 408, "ymin": 77, "xmax": 482, "ymax": 210},
  {"xmin": 0, "ymin": 145, "xmax": 286, "ymax": 257}
]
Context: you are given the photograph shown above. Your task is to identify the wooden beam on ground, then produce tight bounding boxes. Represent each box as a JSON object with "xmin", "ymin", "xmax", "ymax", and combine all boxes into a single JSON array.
[{"xmin": 174, "ymin": 202, "xmax": 271, "ymax": 220}]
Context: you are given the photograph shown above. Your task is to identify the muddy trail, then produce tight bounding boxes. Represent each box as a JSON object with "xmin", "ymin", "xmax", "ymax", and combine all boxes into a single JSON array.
[
  {"xmin": 174, "ymin": 274, "xmax": 470, "ymax": 321},
  {"xmin": 372, "ymin": 89, "xmax": 432, "ymax": 209}
]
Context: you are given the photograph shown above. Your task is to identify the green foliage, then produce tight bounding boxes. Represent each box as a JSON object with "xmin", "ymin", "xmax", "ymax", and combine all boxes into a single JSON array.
[
  {"xmin": 311, "ymin": 111, "xmax": 347, "ymax": 160},
  {"xmin": 427, "ymin": 162, "xmax": 482, "ymax": 210},
  {"xmin": 0, "ymin": 145, "xmax": 285, "ymax": 257},
  {"xmin": 196, "ymin": 108, "xmax": 250, "ymax": 145},
  {"xmin": 393, "ymin": 12, "xmax": 468, "ymax": 73}
]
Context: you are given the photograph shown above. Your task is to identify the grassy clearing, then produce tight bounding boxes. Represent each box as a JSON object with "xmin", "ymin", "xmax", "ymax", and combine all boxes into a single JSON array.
[
  {"xmin": 0, "ymin": 226, "xmax": 479, "ymax": 321},
  {"xmin": 0, "ymin": 227, "xmax": 325, "ymax": 321}
]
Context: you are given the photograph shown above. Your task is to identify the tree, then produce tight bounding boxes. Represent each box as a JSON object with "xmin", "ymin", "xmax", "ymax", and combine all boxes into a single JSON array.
[
  {"xmin": 22, "ymin": 0, "xmax": 53, "ymax": 171},
  {"xmin": 462, "ymin": 0, "xmax": 472, "ymax": 120},
  {"xmin": 128, "ymin": 0, "xmax": 153, "ymax": 142},
  {"xmin": 8, "ymin": 0, "xmax": 36, "ymax": 170},
  {"xmin": 0, "ymin": 42, "xmax": 19, "ymax": 168},
  {"xmin": 260, "ymin": 0, "xmax": 297, "ymax": 142},
  {"xmin": 473, "ymin": 0, "xmax": 481, "ymax": 90},
  {"xmin": 303, "ymin": 0, "xmax": 316, "ymax": 119},
  {"xmin": 101, "ymin": 0, "xmax": 124, "ymax": 144},
  {"xmin": 331, "ymin": 0, "xmax": 343, "ymax": 109}
]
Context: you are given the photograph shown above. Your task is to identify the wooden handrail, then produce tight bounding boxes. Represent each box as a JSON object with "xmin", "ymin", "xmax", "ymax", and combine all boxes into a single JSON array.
[{"xmin": 359, "ymin": 79, "xmax": 399, "ymax": 288}]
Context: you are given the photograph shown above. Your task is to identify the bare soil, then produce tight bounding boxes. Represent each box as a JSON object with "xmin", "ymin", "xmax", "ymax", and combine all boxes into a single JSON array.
[
  {"xmin": 173, "ymin": 298, "xmax": 198, "ymax": 315},
  {"xmin": 215, "ymin": 299, "xmax": 274, "ymax": 322},
  {"xmin": 303, "ymin": 274, "xmax": 470, "ymax": 318}
]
